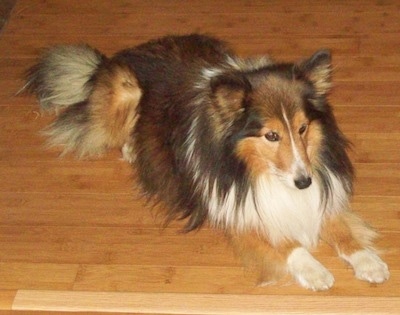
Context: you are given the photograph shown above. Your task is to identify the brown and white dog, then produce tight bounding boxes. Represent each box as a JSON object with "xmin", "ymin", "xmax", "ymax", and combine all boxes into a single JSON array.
[{"xmin": 25, "ymin": 34, "xmax": 389, "ymax": 290}]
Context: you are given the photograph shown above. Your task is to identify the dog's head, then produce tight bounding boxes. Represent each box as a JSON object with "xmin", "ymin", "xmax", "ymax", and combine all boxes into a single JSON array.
[{"xmin": 210, "ymin": 50, "xmax": 332, "ymax": 190}]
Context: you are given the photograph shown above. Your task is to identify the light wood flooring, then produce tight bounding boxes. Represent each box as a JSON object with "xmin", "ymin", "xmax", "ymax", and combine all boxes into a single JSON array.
[{"xmin": 0, "ymin": 0, "xmax": 399, "ymax": 313}]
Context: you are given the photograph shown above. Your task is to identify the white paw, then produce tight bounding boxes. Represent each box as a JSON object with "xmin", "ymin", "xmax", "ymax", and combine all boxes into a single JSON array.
[
  {"xmin": 342, "ymin": 250, "xmax": 390, "ymax": 283},
  {"xmin": 121, "ymin": 142, "xmax": 136, "ymax": 163},
  {"xmin": 287, "ymin": 247, "xmax": 335, "ymax": 291}
]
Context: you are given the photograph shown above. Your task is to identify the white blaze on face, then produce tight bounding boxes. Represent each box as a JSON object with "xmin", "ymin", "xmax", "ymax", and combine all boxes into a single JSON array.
[{"xmin": 281, "ymin": 106, "xmax": 310, "ymax": 189}]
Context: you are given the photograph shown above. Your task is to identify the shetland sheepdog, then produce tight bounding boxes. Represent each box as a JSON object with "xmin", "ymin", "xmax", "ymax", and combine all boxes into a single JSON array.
[{"xmin": 24, "ymin": 34, "xmax": 389, "ymax": 290}]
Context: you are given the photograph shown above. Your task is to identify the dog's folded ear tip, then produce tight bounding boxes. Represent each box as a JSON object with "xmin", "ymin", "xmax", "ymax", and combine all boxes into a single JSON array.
[
  {"xmin": 307, "ymin": 49, "xmax": 332, "ymax": 68},
  {"xmin": 314, "ymin": 49, "xmax": 331, "ymax": 57}
]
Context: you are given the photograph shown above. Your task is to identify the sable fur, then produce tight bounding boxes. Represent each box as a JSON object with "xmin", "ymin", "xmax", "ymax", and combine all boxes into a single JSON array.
[{"xmin": 24, "ymin": 34, "xmax": 389, "ymax": 290}]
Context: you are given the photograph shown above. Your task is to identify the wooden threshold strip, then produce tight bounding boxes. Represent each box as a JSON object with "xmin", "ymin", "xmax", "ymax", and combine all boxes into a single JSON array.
[{"xmin": 12, "ymin": 290, "xmax": 400, "ymax": 314}]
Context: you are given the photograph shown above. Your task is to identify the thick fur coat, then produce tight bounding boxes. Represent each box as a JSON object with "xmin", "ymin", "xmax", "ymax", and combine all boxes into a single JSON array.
[{"xmin": 25, "ymin": 34, "xmax": 389, "ymax": 290}]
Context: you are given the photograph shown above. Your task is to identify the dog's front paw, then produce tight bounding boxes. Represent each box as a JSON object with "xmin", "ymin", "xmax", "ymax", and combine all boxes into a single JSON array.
[
  {"xmin": 287, "ymin": 247, "xmax": 334, "ymax": 291},
  {"xmin": 343, "ymin": 250, "xmax": 389, "ymax": 283}
]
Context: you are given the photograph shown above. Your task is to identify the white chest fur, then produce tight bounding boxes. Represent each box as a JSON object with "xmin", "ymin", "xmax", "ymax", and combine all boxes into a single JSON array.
[{"xmin": 207, "ymin": 171, "xmax": 348, "ymax": 248}]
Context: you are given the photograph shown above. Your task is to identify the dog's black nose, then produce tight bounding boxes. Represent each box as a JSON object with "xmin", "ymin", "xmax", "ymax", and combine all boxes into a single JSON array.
[{"xmin": 294, "ymin": 176, "xmax": 312, "ymax": 189}]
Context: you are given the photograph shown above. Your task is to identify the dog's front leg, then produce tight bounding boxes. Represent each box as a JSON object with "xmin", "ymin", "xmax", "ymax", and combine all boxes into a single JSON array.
[
  {"xmin": 321, "ymin": 211, "xmax": 390, "ymax": 284},
  {"xmin": 227, "ymin": 231, "xmax": 334, "ymax": 291}
]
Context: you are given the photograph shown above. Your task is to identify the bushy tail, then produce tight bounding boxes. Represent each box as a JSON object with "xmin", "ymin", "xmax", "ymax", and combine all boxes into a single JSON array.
[
  {"xmin": 25, "ymin": 45, "xmax": 141, "ymax": 158},
  {"xmin": 25, "ymin": 44, "xmax": 105, "ymax": 112}
]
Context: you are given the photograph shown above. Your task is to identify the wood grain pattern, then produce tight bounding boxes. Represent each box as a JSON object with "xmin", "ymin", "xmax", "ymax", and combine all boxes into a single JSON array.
[
  {"xmin": 12, "ymin": 291, "xmax": 400, "ymax": 314},
  {"xmin": 0, "ymin": 0, "xmax": 399, "ymax": 313}
]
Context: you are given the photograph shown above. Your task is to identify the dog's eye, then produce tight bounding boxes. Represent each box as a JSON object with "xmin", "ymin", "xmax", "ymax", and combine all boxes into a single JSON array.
[
  {"xmin": 299, "ymin": 124, "xmax": 308, "ymax": 135},
  {"xmin": 265, "ymin": 131, "xmax": 280, "ymax": 142}
]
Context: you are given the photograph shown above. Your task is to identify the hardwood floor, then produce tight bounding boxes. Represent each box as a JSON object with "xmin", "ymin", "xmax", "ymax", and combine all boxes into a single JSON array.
[{"xmin": 0, "ymin": 0, "xmax": 399, "ymax": 313}]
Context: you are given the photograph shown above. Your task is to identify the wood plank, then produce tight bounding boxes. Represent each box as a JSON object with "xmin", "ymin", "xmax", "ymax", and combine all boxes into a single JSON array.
[
  {"xmin": 12, "ymin": 291, "xmax": 400, "ymax": 314},
  {"xmin": 72, "ymin": 264, "xmax": 400, "ymax": 296},
  {"xmin": 0, "ymin": 226, "xmax": 235, "ymax": 266},
  {"xmin": 0, "ymin": 158, "xmax": 134, "ymax": 193},
  {"xmin": 0, "ymin": 192, "xmax": 156, "ymax": 227},
  {"xmin": 351, "ymin": 197, "xmax": 400, "ymax": 232},
  {"xmin": 355, "ymin": 163, "xmax": 400, "ymax": 197},
  {"xmin": 73, "ymin": 265, "xmax": 256, "ymax": 294},
  {"xmin": 348, "ymin": 134, "xmax": 400, "ymax": 163},
  {"xmin": 334, "ymin": 106, "xmax": 400, "ymax": 133},
  {"xmin": 0, "ymin": 290, "xmax": 16, "ymax": 311},
  {"xmin": 331, "ymin": 81, "xmax": 400, "ymax": 106},
  {"xmin": 360, "ymin": 33, "xmax": 400, "ymax": 55},
  {"xmin": 13, "ymin": 0, "xmax": 400, "ymax": 15},
  {"xmin": 6, "ymin": 12, "xmax": 400, "ymax": 37},
  {"xmin": 0, "ymin": 263, "xmax": 79, "ymax": 290}
]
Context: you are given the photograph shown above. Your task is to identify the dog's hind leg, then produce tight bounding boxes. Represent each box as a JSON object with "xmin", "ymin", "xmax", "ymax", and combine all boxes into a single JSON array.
[
  {"xmin": 85, "ymin": 64, "xmax": 142, "ymax": 157},
  {"xmin": 44, "ymin": 63, "xmax": 142, "ymax": 158}
]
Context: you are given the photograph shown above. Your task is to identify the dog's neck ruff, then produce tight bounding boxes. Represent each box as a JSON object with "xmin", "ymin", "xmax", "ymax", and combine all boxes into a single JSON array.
[{"xmin": 207, "ymin": 171, "xmax": 349, "ymax": 248}]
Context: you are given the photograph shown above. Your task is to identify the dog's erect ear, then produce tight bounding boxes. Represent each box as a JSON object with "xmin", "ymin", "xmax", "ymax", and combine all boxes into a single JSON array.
[
  {"xmin": 209, "ymin": 73, "xmax": 252, "ymax": 137},
  {"xmin": 210, "ymin": 74, "xmax": 263, "ymax": 138},
  {"xmin": 210, "ymin": 72, "xmax": 251, "ymax": 116},
  {"xmin": 298, "ymin": 49, "xmax": 332, "ymax": 96}
]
